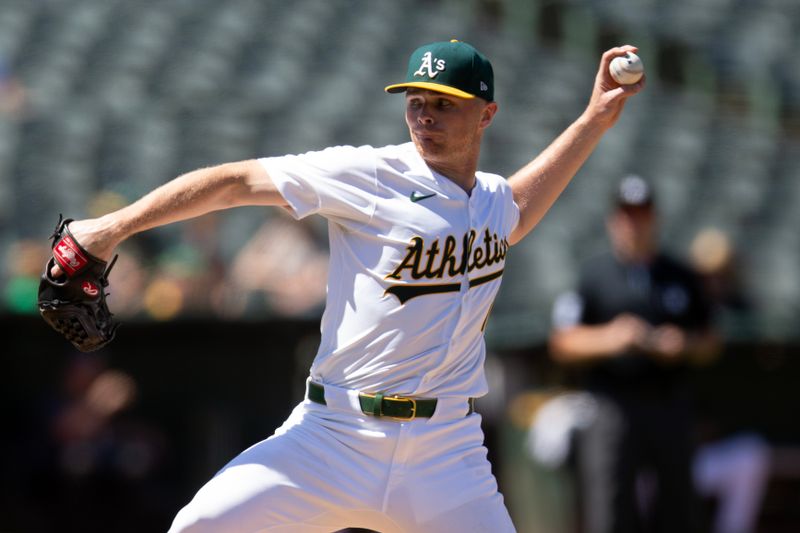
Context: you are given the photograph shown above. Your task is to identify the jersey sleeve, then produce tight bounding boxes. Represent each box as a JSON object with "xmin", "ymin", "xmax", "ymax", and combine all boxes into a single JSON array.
[
  {"xmin": 258, "ymin": 145, "xmax": 378, "ymax": 226},
  {"xmin": 508, "ymin": 194, "xmax": 520, "ymax": 236}
]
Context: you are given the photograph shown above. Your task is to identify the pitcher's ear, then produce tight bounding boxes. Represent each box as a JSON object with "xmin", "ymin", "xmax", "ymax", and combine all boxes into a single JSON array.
[{"xmin": 481, "ymin": 102, "xmax": 498, "ymax": 126}]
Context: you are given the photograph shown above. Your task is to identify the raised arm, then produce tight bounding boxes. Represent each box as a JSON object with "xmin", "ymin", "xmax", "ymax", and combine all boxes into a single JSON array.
[
  {"xmin": 51, "ymin": 159, "xmax": 285, "ymax": 273},
  {"xmin": 508, "ymin": 46, "xmax": 644, "ymax": 245}
]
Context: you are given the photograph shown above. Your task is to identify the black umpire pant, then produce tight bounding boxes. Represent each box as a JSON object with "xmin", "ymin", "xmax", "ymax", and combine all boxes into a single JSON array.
[{"xmin": 575, "ymin": 388, "xmax": 698, "ymax": 533}]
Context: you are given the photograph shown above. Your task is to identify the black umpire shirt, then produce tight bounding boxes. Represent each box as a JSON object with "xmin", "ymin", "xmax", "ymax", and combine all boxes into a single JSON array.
[{"xmin": 552, "ymin": 251, "xmax": 712, "ymax": 397}]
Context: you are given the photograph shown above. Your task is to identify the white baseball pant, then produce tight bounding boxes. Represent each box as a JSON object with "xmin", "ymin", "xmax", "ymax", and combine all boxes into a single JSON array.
[{"xmin": 169, "ymin": 381, "xmax": 515, "ymax": 532}]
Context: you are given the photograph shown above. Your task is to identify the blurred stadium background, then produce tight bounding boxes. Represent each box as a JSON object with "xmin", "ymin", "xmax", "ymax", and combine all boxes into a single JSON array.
[{"xmin": 1, "ymin": 0, "xmax": 799, "ymax": 531}]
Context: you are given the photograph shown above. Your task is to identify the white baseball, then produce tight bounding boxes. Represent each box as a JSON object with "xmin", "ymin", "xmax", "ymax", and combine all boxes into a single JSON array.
[{"xmin": 609, "ymin": 52, "xmax": 644, "ymax": 85}]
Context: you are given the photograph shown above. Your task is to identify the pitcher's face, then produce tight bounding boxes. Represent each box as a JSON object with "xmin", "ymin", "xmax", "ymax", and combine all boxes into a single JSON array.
[{"xmin": 405, "ymin": 89, "xmax": 496, "ymax": 168}]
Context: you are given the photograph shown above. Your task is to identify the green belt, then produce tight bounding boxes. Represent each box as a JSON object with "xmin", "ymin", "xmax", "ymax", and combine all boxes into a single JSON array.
[{"xmin": 307, "ymin": 381, "xmax": 475, "ymax": 420}]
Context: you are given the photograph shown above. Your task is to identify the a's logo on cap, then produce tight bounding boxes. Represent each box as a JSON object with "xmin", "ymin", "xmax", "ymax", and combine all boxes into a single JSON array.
[
  {"xmin": 414, "ymin": 51, "xmax": 446, "ymax": 79},
  {"xmin": 480, "ymin": 81, "xmax": 488, "ymax": 92}
]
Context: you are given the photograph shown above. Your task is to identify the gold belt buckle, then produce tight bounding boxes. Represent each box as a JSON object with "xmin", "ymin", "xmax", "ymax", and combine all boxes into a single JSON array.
[
  {"xmin": 362, "ymin": 392, "xmax": 417, "ymax": 420},
  {"xmin": 385, "ymin": 395, "xmax": 417, "ymax": 421}
]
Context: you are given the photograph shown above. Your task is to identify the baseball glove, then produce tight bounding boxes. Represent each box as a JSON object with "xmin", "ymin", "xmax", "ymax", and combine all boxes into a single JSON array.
[{"xmin": 38, "ymin": 216, "xmax": 119, "ymax": 352}]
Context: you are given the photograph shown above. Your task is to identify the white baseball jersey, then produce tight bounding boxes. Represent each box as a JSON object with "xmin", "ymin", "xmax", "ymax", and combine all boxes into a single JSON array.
[{"xmin": 260, "ymin": 142, "xmax": 519, "ymax": 399}]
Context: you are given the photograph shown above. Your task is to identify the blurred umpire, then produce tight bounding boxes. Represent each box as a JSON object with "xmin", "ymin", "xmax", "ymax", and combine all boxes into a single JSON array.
[{"xmin": 548, "ymin": 175, "xmax": 720, "ymax": 533}]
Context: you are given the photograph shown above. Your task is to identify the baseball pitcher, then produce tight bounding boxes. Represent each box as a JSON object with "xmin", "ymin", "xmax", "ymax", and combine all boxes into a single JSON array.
[{"xmin": 41, "ymin": 41, "xmax": 644, "ymax": 532}]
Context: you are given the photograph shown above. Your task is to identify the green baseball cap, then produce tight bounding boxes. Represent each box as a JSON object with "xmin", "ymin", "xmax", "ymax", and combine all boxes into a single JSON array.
[{"xmin": 385, "ymin": 40, "xmax": 494, "ymax": 101}]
